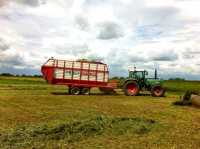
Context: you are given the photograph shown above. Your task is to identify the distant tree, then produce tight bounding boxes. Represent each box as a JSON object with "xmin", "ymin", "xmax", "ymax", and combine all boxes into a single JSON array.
[
  {"xmin": 77, "ymin": 58, "xmax": 89, "ymax": 62},
  {"xmin": 33, "ymin": 74, "xmax": 42, "ymax": 78},
  {"xmin": 111, "ymin": 76, "xmax": 119, "ymax": 80},
  {"xmin": 77, "ymin": 58, "xmax": 103, "ymax": 63},
  {"xmin": 0, "ymin": 73, "xmax": 14, "ymax": 77},
  {"xmin": 169, "ymin": 78, "xmax": 185, "ymax": 81},
  {"xmin": 21, "ymin": 74, "xmax": 26, "ymax": 77}
]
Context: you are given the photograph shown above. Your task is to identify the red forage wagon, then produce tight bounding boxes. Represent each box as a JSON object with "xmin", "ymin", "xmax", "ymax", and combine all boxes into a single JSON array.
[{"xmin": 41, "ymin": 58, "xmax": 117, "ymax": 95}]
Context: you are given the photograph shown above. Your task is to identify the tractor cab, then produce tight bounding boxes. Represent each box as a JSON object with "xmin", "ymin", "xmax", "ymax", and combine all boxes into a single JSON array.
[{"xmin": 129, "ymin": 69, "xmax": 148, "ymax": 80}]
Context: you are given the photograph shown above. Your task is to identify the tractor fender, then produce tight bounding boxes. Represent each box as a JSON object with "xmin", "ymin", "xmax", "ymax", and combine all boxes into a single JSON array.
[
  {"xmin": 123, "ymin": 79, "xmax": 137, "ymax": 85},
  {"xmin": 150, "ymin": 83, "xmax": 164, "ymax": 90},
  {"xmin": 123, "ymin": 79, "xmax": 137, "ymax": 88},
  {"xmin": 151, "ymin": 84, "xmax": 166, "ymax": 97}
]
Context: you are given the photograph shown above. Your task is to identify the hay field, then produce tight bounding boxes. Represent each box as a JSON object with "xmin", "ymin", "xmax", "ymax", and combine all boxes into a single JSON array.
[{"xmin": 0, "ymin": 76, "xmax": 200, "ymax": 149}]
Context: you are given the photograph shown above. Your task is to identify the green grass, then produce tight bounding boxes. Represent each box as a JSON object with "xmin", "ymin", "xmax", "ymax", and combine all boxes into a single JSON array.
[
  {"xmin": 164, "ymin": 80, "xmax": 200, "ymax": 94},
  {"xmin": 0, "ymin": 76, "xmax": 200, "ymax": 149}
]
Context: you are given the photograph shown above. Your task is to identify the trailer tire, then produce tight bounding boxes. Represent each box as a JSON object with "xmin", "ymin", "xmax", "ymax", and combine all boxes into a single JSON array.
[
  {"xmin": 68, "ymin": 86, "xmax": 72, "ymax": 94},
  {"xmin": 151, "ymin": 85, "xmax": 165, "ymax": 97},
  {"xmin": 124, "ymin": 81, "xmax": 139, "ymax": 96},
  {"xmin": 81, "ymin": 88, "xmax": 90, "ymax": 95},
  {"xmin": 71, "ymin": 87, "xmax": 80, "ymax": 95}
]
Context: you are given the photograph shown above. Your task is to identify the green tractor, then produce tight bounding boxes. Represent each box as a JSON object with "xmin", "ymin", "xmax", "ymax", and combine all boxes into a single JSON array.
[{"xmin": 123, "ymin": 68, "xmax": 165, "ymax": 97}]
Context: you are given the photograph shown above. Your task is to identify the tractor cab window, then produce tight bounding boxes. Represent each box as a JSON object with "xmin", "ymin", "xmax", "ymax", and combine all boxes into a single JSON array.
[
  {"xmin": 135, "ymin": 72, "xmax": 143, "ymax": 78},
  {"xmin": 44, "ymin": 59, "xmax": 54, "ymax": 66},
  {"xmin": 129, "ymin": 71, "xmax": 147, "ymax": 79}
]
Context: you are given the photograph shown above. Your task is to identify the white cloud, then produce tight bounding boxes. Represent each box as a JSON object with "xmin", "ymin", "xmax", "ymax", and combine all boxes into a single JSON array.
[{"xmin": 0, "ymin": 0, "xmax": 199, "ymax": 79}]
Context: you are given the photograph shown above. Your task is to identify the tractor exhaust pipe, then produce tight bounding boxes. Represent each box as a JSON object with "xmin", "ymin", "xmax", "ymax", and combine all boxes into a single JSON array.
[{"xmin": 155, "ymin": 69, "xmax": 157, "ymax": 79}]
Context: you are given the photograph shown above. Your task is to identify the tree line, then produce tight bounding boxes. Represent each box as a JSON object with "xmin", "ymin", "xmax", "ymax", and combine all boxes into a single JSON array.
[{"xmin": 0, "ymin": 73, "xmax": 42, "ymax": 78}]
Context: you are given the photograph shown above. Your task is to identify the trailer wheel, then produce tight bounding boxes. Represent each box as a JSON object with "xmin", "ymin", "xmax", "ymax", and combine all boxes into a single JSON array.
[
  {"xmin": 124, "ymin": 81, "xmax": 139, "ymax": 96},
  {"xmin": 71, "ymin": 87, "xmax": 80, "ymax": 95},
  {"xmin": 81, "ymin": 88, "xmax": 90, "ymax": 95},
  {"xmin": 151, "ymin": 85, "xmax": 165, "ymax": 97},
  {"xmin": 68, "ymin": 86, "xmax": 72, "ymax": 94}
]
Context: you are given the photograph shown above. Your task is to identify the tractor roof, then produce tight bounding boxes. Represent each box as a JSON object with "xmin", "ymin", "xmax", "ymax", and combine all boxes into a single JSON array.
[{"xmin": 128, "ymin": 69, "xmax": 146, "ymax": 72}]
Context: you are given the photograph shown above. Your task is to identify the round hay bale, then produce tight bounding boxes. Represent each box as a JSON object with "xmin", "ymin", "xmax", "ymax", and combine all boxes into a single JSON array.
[{"xmin": 191, "ymin": 95, "xmax": 200, "ymax": 108}]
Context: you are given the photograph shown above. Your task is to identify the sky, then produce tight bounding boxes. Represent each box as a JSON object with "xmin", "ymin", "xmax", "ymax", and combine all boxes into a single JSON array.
[{"xmin": 0, "ymin": 0, "xmax": 200, "ymax": 79}]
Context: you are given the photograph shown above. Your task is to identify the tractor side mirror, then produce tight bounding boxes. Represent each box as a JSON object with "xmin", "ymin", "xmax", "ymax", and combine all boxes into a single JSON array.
[{"xmin": 145, "ymin": 71, "xmax": 148, "ymax": 75}]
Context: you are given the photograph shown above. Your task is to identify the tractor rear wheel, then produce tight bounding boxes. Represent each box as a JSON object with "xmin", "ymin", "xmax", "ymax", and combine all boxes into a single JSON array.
[
  {"xmin": 124, "ymin": 81, "xmax": 139, "ymax": 96},
  {"xmin": 81, "ymin": 88, "xmax": 90, "ymax": 95},
  {"xmin": 71, "ymin": 87, "xmax": 80, "ymax": 95},
  {"xmin": 151, "ymin": 85, "xmax": 165, "ymax": 97}
]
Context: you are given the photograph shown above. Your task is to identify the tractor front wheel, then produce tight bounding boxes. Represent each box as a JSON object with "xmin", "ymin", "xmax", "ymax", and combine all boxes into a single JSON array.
[
  {"xmin": 151, "ymin": 85, "xmax": 165, "ymax": 97},
  {"xmin": 124, "ymin": 81, "xmax": 139, "ymax": 96},
  {"xmin": 71, "ymin": 87, "xmax": 80, "ymax": 95}
]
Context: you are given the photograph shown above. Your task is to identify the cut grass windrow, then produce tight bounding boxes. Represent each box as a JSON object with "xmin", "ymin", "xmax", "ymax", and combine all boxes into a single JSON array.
[{"xmin": 0, "ymin": 116, "xmax": 157, "ymax": 149}]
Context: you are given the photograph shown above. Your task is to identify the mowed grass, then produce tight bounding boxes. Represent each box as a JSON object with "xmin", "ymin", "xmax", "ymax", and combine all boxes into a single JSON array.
[{"xmin": 0, "ymin": 76, "xmax": 200, "ymax": 149}]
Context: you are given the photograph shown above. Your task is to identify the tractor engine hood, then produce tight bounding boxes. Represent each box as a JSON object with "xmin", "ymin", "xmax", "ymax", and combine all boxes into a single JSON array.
[{"xmin": 147, "ymin": 78, "xmax": 164, "ymax": 86}]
